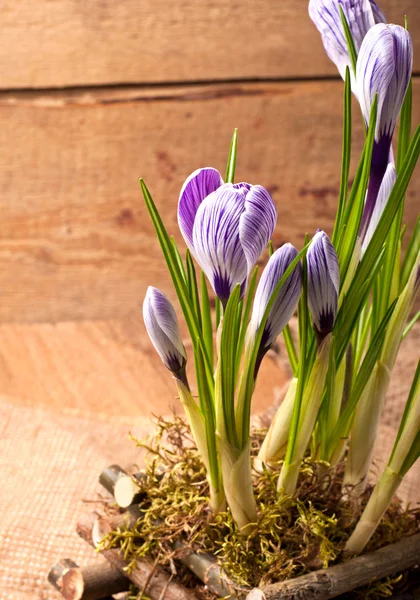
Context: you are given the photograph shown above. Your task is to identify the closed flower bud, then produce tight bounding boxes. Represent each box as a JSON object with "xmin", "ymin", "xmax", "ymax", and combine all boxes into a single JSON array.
[
  {"xmin": 307, "ymin": 231, "xmax": 340, "ymax": 340},
  {"xmin": 309, "ymin": 0, "xmax": 386, "ymax": 86},
  {"xmin": 250, "ymin": 244, "xmax": 302, "ymax": 369},
  {"xmin": 143, "ymin": 287, "xmax": 187, "ymax": 381}
]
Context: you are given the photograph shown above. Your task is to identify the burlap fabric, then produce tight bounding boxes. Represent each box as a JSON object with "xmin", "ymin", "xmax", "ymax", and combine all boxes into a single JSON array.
[{"xmin": 0, "ymin": 328, "xmax": 418, "ymax": 599}]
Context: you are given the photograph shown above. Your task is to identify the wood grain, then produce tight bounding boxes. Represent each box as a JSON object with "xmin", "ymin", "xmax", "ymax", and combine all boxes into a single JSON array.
[
  {"xmin": 0, "ymin": 317, "xmax": 290, "ymax": 417},
  {"xmin": 0, "ymin": 0, "xmax": 418, "ymax": 89},
  {"xmin": 0, "ymin": 79, "xmax": 418, "ymax": 324}
]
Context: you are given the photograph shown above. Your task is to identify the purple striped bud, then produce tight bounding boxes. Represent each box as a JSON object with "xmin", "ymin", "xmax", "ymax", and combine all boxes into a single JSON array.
[
  {"xmin": 357, "ymin": 24, "xmax": 412, "ymax": 237},
  {"xmin": 361, "ymin": 162, "xmax": 396, "ymax": 256},
  {"xmin": 143, "ymin": 287, "xmax": 187, "ymax": 381},
  {"xmin": 307, "ymin": 231, "xmax": 340, "ymax": 339},
  {"xmin": 250, "ymin": 244, "xmax": 302, "ymax": 356},
  {"xmin": 178, "ymin": 169, "xmax": 277, "ymax": 306},
  {"xmin": 309, "ymin": 0, "xmax": 386, "ymax": 84},
  {"xmin": 357, "ymin": 24, "xmax": 412, "ymax": 142}
]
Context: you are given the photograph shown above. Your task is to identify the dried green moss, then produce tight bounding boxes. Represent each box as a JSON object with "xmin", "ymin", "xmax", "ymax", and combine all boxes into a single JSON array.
[{"xmin": 100, "ymin": 417, "xmax": 420, "ymax": 599}]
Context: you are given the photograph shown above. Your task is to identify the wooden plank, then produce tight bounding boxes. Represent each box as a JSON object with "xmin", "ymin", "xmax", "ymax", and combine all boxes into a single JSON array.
[
  {"xmin": 0, "ymin": 319, "xmax": 289, "ymax": 418},
  {"xmin": 0, "ymin": 0, "xmax": 418, "ymax": 88},
  {"xmin": 0, "ymin": 79, "xmax": 418, "ymax": 323}
]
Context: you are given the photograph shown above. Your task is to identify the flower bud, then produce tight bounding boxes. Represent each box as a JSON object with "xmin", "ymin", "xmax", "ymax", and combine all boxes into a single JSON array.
[
  {"xmin": 143, "ymin": 287, "xmax": 187, "ymax": 381},
  {"xmin": 250, "ymin": 244, "xmax": 302, "ymax": 362},
  {"xmin": 307, "ymin": 231, "xmax": 340, "ymax": 340}
]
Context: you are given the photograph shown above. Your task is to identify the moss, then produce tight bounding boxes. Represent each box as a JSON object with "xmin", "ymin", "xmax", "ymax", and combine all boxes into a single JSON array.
[{"xmin": 100, "ymin": 417, "xmax": 420, "ymax": 599}]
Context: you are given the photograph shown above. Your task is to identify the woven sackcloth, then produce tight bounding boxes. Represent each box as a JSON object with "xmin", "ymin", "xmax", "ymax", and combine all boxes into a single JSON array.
[{"xmin": 0, "ymin": 327, "xmax": 418, "ymax": 599}]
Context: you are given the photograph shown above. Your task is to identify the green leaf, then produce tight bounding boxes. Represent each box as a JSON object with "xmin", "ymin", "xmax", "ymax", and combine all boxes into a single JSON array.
[
  {"xmin": 339, "ymin": 95, "xmax": 377, "ymax": 282},
  {"xmin": 327, "ymin": 299, "xmax": 397, "ymax": 457},
  {"xmin": 402, "ymin": 310, "xmax": 420, "ymax": 340},
  {"xmin": 215, "ymin": 297, "xmax": 222, "ymax": 330},
  {"xmin": 339, "ymin": 6, "xmax": 358, "ymax": 76},
  {"xmin": 397, "ymin": 79, "xmax": 412, "ymax": 172},
  {"xmin": 219, "ymin": 285, "xmax": 242, "ymax": 447},
  {"xmin": 236, "ymin": 242, "xmax": 310, "ymax": 447},
  {"xmin": 283, "ymin": 324, "xmax": 299, "ymax": 376},
  {"xmin": 390, "ymin": 360, "xmax": 420, "ymax": 467},
  {"xmin": 285, "ymin": 247, "xmax": 309, "ymax": 465},
  {"xmin": 195, "ymin": 339, "xmax": 219, "ymax": 487},
  {"xmin": 400, "ymin": 214, "xmax": 420, "ymax": 291},
  {"xmin": 171, "ymin": 236, "xmax": 187, "ymax": 284},
  {"xmin": 332, "ymin": 67, "xmax": 352, "ymax": 248},
  {"xmin": 399, "ymin": 429, "xmax": 420, "ymax": 478},
  {"xmin": 235, "ymin": 267, "xmax": 258, "ymax": 381},
  {"xmin": 335, "ymin": 247, "xmax": 386, "ymax": 364},
  {"xmin": 140, "ymin": 179, "xmax": 214, "ymax": 385},
  {"xmin": 201, "ymin": 273, "xmax": 214, "ymax": 373},
  {"xmin": 225, "ymin": 129, "xmax": 238, "ymax": 184},
  {"xmin": 186, "ymin": 250, "xmax": 202, "ymax": 331}
]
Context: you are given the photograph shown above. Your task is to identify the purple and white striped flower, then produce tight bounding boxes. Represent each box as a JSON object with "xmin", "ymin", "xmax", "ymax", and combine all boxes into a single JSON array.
[
  {"xmin": 307, "ymin": 231, "xmax": 340, "ymax": 340},
  {"xmin": 250, "ymin": 244, "xmax": 302, "ymax": 359},
  {"xmin": 143, "ymin": 286, "xmax": 187, "ymax": 382},
  {"xmin": 178, "ymin": 168, "xmax": 277, "ymax": 306},
  {"xmin": 309, "ymin": 0, "xmax": 386, "ymax": 84},
  {"xmin": 361, "ymin": 162, "xmax": 396, "ymax": 256},
  {"xmin": 357, "ymin": 24, "xmax": 412, "ymax": 237}
]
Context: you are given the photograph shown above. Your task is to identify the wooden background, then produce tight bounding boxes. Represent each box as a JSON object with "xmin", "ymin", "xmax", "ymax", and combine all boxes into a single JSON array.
[{"xmin": 0, "ymin": 0, "xmax": 418, "ymax": 419}]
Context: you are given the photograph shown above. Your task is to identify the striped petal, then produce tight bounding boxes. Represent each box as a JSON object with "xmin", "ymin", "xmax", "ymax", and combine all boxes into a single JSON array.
[
  {"xmin": 239, "ymin": 185, "xmax": 277, "ymax": 277},
  {"xmin": 143, "ymin": 287, "xmax": 186, "ymax": 374},
  {"xmin": 361, "ymin": 162, "xmax": 397, "ymax": 255},
  {"xmin": 357, "ymin": 24, "xmax": 413, "ymax": 141},
  {"xmin": 192, "ymin": 184, "xmax": 248, "ymax": 305},
  {"xmin": 178, "ymin": 167, "xmax": 224, "ymax": 251},
  {"xmin": 309, "ymin": 0, "xmax": 386, "ymax": 83},
  {"xmin": 251, "ymin": 244, "xmax": 302, "ymax": 351},
  {"xmin": 307, "ymin": 231, "xmax": 340, "ymax": 338}
]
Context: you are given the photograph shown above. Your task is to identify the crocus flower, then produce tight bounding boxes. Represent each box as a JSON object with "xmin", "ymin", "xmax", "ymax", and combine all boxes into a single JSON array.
[
  {"xmin": 357, "ymin": 24, "xmax": 412, "ymax": 237},
  {"xmin": 143, "ymin": 286, "xmax": 187, "ymax": 383},
  {"xmin": 307, "ymin": 231, "xmax": 340, "ymax": 340},
  {"xmin": 361, "ymin": 162, "xmax": 396, "ymax": 256},
  {"xmin": 309, "ymin": 0, "xmax": 386, "ymax": 83},
  {"xmin": 178, "ymin": 168, "xmax": 277, "ymax": 306},
  {"xmin": 249, "ymin": 244, "xmax": 302, "ymax": 365}
]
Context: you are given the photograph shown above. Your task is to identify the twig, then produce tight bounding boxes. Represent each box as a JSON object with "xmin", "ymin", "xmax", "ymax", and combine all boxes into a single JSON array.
[
  {"xmin": 250, "ymin": 533, "xmax": 420, "ymax": 600},
  {"xmin": 48, "ymin": 558, "xmax": 129, "ymax": 600},
  {"xmin": 77, "ymin": 511, "xmax": 196, "ymax": 600}
]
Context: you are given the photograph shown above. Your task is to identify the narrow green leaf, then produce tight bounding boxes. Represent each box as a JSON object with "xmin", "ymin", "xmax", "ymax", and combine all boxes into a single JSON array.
[
  {"xmin": 140, "ymin": 179, "xmax": 214, "ymax": 383},
  {"xmin": 220, "ymin": 285, "xmax": 242, "ymax": 447},
  {"xmin": 400, "ymin": 214, "xmax": 420, "ymax": 291},
  {"xmin": 238, "ymin": 242, "xmax": 310, "ymax": 446},
  {"xmin": 399, "ymin": 430, "xmax": 420, "ymax": 477},
  {"xmin": 402, "ymin": 310, "xmax": 420, "ymax": 340},
  {"xmin": 335, "ymin": 247, "xmax": 386, "ymax": 364},
  {"xmin": 318, "ymin": 337, "xmax": 337, "ymax": 458},
  {"xmin": 285, "ymin": 244, "xmax": 309, "ymax": 466},
  {"xmin": 328, "ymin": 299, "xmax": 397, "ymax": 455},
  {"xmin": 390, "ymin": 360, "xmax": 420, "ymax": 466},
  {"xmin": 186, "ymin": 250, "xmax": 202, "ymax": 331},
  {"xmin": 336, "ymin": 124, "xmax": 420, "ymax": 361},
  {"xmin": 397, "ymin": 79, "xmax": 412, "ymax": 172},
  {"xmin": 195, "ymin": 339, "xmax": 219, "ymax": 487},
  {"xmin": 283, "ymin": 324, "xmax": 299, "ymax": 376},
  {"xmin": 225, "ymin": 129, "xmax": 238, "ymax": 184},
  {"xmin": 339, "ymin": 95, "xmax": 378, "ymax": 282},
  {"xmin": 171, "ymin": 236, "xmax": 187, "ymax": 284},
  {"xmin": 333, "ymin": 67, "xmax": 352, "ymax": 247},
  {"xmin": 201, "ymin": 273, "xmax": 214, "ymax": 373},
  {"xmin": 215, "ymin": 298, "xmax": 222, "ymax": 330},
  {"xmin": 235, "ymin": 266, "xmax": 258, "ymax": 381},
  {"xmin": 339, "ymin": 6, "xmax": 358, "ymax": 76}
]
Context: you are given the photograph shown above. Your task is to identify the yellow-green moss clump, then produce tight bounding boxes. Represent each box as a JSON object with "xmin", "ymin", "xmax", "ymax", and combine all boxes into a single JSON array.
[{"xmin": 101, "ymin": 417, "xmax": 419, "ymax": 599}]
